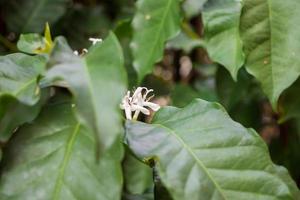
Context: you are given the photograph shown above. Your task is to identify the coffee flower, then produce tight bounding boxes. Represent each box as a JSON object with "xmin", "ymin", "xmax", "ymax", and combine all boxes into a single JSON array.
[{"xmin": 120, "ymin": 87, "xmax": 160, "ymax": 120}]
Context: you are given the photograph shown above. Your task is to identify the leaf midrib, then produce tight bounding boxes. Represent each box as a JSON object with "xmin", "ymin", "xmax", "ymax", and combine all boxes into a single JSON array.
[
  {"xmin": 266, "ymin": 0, "xmax": 275, "ymax": 100},
  {"xmin": 155, "ymin": 123, "xmax": 227, "ymax": 200},
  {"xmin": 52, "ymin": 123, "xmax": 80, "ymax": 200},
  {"xmin": 143, "ymin": 0, "xmax": 174, "ymax": 73}
]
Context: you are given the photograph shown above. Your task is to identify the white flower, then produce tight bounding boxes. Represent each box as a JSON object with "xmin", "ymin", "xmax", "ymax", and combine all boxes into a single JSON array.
[
  {"xmin": 120, "ymin": 87, "xmax": 160, "ymax": 120},
  {"xmin": 73, "ymin": 50, "xmax": 79, "ymax": 55},
  {"xmin": 89, "ymin": 37, "xmax": 103, "ymax": 45}
]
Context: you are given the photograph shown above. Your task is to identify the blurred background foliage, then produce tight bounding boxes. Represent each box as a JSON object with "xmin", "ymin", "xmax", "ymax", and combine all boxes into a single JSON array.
[{"xmin": 0, "ymin": 0, "xmax": 299, "ymax": 192}]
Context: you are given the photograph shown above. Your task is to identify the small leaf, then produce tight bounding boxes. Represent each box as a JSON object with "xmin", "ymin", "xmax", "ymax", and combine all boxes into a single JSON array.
[
  {"xmin": 240, "ymin": 0, "xmax": 300, "ymax": 108},
  {"xmin": 0, "ymin": 94, "xmax": 123, "ymax": 199},
  {"xmin": 17, "ymin": 23, "xmax": 54, "ymax": 54},
  {"xmin": 203, "ymin": 0, "xmax": 245, "ymax": 80},
  {"xmin": 125, "ymin": 100, "xmax": 300, "ymax": 200},
  {"xmin": 46, "ymin": 33, "xmax": 127, "ymax": 157},
  {"xmin": 131, "ymin": 0, "xmax": 181, "ymax": 82}
]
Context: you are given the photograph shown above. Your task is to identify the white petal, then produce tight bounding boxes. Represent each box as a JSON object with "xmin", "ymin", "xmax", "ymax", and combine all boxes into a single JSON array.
[
  {"xmin": 143, "ymin": 102, "xmax": 160, "ymax": 111},
  {"xmin": 132, "ymin": 87, "xmax": 143, "ymax": 99},
  {"xmin": 131, "ymin": 105, "xmax": 150, "ymax": 115},
  {"xmin": 125, "ymin": 107, "xmax": 132, "ymax": 120}
]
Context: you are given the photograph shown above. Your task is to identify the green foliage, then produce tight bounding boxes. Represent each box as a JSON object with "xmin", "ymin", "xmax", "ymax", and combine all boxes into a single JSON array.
[
  {"xmin": 125, "ymin": 100, "xmax": 300, "ymax": 200},
  {"xmin": 203, "ymin": 0, "xmax": 244, "ymax": 80},
  {"xmin": 131, "ymin": 0, "xmax": 181, "ymax": 82},
  {"xmin": 46, "ymin": 33, "xmax": 127, "ymax": 157},
  {"xmin": 0, "ymin": 53, "xmax": 46, "ymax": 141},
  {"xmin": 0, "ymin": 94, "xmax": 123, "ymax": 200},
  {"xmin": 0, "ymin": 0, "xmax": 299, "ymax": 199},
  {"xmin": 240, "ymin": 0, "xmax": 300, "ymax": 108}
]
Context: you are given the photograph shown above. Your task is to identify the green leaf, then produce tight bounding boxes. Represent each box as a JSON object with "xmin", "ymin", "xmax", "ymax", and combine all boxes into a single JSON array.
[
  {"xmin": 240, "ymin": 0, "xmax": 300, "ymax": 108},
  {"xmin": 123, "ymin": 151, "xmax": 153, "ymax": 195},
  {"xmin": 0, "ymin": 53, "xmax": 45, "ymax": 105},
  {"xmin": 203, "ymin": 0, "xmax": 245, "ymax": 80},
  {"xmin": 4, "ymin": 0, "xmax": 70, "ymax": 33},
  {"xmin": 17, "ymin": 23, "xmax": 54, "ymax": 54},
  {"xmin": 0, "ymin": 94, "xmax": 123, "ymax": 199},
  {"xmin": 46, "ymin": 33, "xmax": 127, "ymax": 156},
  {"xmin": 17, "ymin": 34, "xmax": 45, "ymax": 54},
  {"xmin": 0, "ymin": 53, "xmax": 46, "ymax": 141},
  {"xmin": 125, "ymin": 100, "xmax": 300, "ymax": 200},
  {"xmin": 131, "ymin": 0, "xmax": 181, "ymax": 82},
  {"xmin": 183, "ymin": 0, "xmax": 207, "ymax": 19}
]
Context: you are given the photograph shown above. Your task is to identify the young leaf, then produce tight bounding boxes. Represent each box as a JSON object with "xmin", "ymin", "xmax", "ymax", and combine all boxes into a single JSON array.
[
  {"xmin": 203, "ymin": 0, "xmax": 245, "ymax": 80},
  {"xmin": 0, "ymin": 53, "xmax": 46, "ymax": 141},
  {"xmin": 3, "ymin": 0, "xmax": 70, "ymax": 33},
  {"xmin": 0, "ymin": 94, "xmax": 123, "ymax": 200},
  {"xmin": 240, "ymin": 0, "xmax": 300, "ymax": 108},
  {"xmin": 131, "ymin": 0, "xmax": 181, "ymax": 82},
  {"xmin": 17, "ymin": 23, "xmax": 54, "ymax": 54},
  {"xmin": 125, "ymin": 100, "xmax": 300, "ymax": 200},
  {"xmin": 46, "ymin": 33, "xmax": 127, "ymax": 157}
]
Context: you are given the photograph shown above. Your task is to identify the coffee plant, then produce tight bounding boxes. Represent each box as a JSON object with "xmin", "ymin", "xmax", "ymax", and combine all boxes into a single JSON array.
[{"xmin": 0, "ymin": 0, "xmax": 299, "ymax": 199}]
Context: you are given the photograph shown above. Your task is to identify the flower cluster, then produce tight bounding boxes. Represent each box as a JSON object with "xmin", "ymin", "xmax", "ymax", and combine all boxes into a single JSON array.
[{"xmin": 120, "ymin": 87, "xmax": 160, "ymax": 120}]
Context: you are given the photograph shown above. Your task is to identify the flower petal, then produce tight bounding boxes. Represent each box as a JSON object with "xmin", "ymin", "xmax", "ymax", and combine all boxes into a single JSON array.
[
  {"xmin": 131, "ymin": 105, "xmax": 150, "ymax": 115},
  {"xmin": 125, "ymin": 107, "xmax": 132, "ymax": 120},
  {"xmin": 143, "ymin": 102, "xmax": 160, "ymax": 111}
]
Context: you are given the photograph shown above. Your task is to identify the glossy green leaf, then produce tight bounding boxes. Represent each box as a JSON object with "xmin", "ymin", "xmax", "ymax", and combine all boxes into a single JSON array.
[
  {"xmin": 240, "ymin": 0, "xmax": 300, "ymax": 108},
  {"xmin": 0, "ymin": 53, "xmax": 46, "ymax": 141},
  {"xmin": 46, "ymin": 33, "xmax": 127, "ymax": 156},
  {"xmin": 203, "ymin": 0, "xmax": 244, "ymax": 80},
  {"xmin": 125, "ymin": 100, "xmax": 300, "ymax": 200},
  {"xmin": 131, "ymin": 0, "xmax": 181, "ymax": 82},
  {"xmin": 0, "ymin": 94, "xmax": 123, "ymax": 200},
  {"xmin": 4, "ymin": 0, "xmax": 70, "ymax": 33}
]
